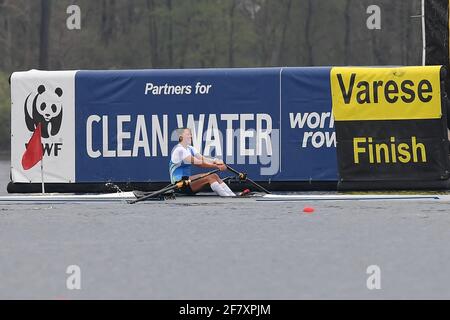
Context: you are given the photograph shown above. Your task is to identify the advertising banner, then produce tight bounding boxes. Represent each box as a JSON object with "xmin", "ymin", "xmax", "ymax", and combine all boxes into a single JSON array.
[
  {"xmin": 331, "ymin": 66, "xmax": 450, "ymax": 186},
  {"xmin": 10, "ymin": 67, "xmax": 338, "ymax": 188},
  {"xmin": 10, "ymin": 70, "xmax": 76, "ymax": 184},
  {"xmin": 331, "ymin": 66, "xmax": 442, "ymax": 121}
]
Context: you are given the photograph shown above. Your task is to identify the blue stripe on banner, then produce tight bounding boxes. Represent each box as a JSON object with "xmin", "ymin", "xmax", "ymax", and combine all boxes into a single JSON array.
[{"xmin": 75, "ymin": 68, "xmax": 337, "ymax": 183}]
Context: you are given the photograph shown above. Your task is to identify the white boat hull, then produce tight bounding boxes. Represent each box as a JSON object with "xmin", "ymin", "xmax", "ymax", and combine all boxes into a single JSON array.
[
  {"xmin": 258, "ymin": 194, "xmax": 450, "ymax": 202},
  {"xmin": 0, "ymin": 192, "xmax": 449, "ymax": 204},
  {"xmin": 0, "ymin": 192, "xmax": 137, "ymax": 203}
]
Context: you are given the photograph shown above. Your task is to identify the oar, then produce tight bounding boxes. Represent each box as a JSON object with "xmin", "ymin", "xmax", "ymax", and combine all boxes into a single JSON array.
[
  {"xmin": 133, "ymin": 183, "xmax": 173, "ymax": 198},
  {"xmin": 128, "ymin": 169, "xmax": 220, "ymax": 204},
  {"xmin": 222, "ymin": 176, "xmax": 235, "ymax": 184},
  {"xmin": 225, "ymin": 164, "xmax": 271, "ymax": 194}
]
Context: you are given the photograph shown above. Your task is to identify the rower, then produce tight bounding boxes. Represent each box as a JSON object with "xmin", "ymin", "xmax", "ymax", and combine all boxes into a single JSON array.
[{"xmin": 169, "ymin": 127, "xmax": 236, "ymax": 197}]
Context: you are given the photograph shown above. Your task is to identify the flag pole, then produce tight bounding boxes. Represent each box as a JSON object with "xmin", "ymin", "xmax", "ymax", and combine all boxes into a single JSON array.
[
  {"xmin": 40, "ymin": 122, "xmax": 45, "ymax": 195},
  {"xmin": 41, "ymin": 150, "xmax": 45, "ymax": 194},
  {"xmin": 421, "ymin": 0, "xmax": 426, "ymax": 66}
]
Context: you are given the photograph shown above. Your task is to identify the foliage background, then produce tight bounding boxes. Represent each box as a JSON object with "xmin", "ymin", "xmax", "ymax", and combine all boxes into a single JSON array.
[{"xmin": 0, "ymin": 0, "xmax": 423, "ymax": 152}]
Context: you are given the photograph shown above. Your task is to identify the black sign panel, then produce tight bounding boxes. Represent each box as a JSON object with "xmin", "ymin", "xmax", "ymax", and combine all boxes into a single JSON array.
[{"xmin": 335, "ymin": 119, "xmax": 450, "ymax": 182}]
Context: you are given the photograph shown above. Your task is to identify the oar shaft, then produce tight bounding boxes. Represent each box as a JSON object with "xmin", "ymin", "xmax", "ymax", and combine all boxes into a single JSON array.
[
  {"xmin": 225, "ymin": 164, "xmax": 271, "ymax": 194},
  {"xmin": 246, "ymin": 177, "xmax": 271, "ymax": 194},
  {"xmin": 129, "ymin": 185, "xmax": 177, "ymax": 204},
  {"xmin": 225, "ymin": 165, "xmax": 241, "ymax": 176},
  {"xmin": 222, "ymin": 176, "xmax": 234, "ymax": 183}
]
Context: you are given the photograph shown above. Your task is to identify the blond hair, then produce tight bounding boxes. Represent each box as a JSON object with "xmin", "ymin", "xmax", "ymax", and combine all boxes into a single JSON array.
[{"xmin": 177, "ymin": 127, "xmax": 191, "ymax": 142}]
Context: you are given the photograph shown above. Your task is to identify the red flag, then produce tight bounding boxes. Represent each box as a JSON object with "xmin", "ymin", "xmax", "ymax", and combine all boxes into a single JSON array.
[{"xmin": 22, "ymin": 123, "xmax": 43, "ymax": 170}]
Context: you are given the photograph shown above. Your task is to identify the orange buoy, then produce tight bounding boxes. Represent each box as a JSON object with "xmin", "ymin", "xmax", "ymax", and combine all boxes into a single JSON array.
[{"xmin": 303, "ymin": 207, "xmax": 315, "ymax": 213}]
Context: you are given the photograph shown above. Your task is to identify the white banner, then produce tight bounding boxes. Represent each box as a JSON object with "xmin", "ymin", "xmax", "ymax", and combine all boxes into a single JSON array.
[{"xmin": 11, "ymin": 70, "xmax": 77, "ymax": 183}]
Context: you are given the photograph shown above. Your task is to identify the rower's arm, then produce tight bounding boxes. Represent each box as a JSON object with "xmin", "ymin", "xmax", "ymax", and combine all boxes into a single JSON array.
[
  {"xmin": 184, "ymin": 155, "xmax": 218, "ymax": 169},
  {"xmin": 195, "ymin": 154, "xmax": 223, "ymax": 165}
]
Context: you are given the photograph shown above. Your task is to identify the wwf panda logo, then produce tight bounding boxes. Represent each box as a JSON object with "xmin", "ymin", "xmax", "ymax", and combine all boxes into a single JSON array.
[{"xmin": 24, "ymin": 85, "xmax": 63, "ymax": 138}]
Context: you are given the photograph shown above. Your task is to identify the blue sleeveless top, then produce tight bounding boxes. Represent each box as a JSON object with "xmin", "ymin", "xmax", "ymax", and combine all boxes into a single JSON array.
[{"xmin": 169, "ymin": 145, "xmax": 196, "ymax": 183}]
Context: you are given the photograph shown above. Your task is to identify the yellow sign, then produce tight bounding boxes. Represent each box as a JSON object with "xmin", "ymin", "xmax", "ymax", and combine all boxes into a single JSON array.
[{"xmin": 331, "ymin": 66, "xmax": 442, "ymax": 121}]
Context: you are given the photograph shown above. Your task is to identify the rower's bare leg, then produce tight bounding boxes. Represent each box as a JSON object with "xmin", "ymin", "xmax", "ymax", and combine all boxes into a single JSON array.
[
  {"xmin": 189, "ymin": 173, "xmax": 222, "ymax": 192},
  {"xmin": 189, "ymin": 174, "xmax": 234, "ymax": 196}
]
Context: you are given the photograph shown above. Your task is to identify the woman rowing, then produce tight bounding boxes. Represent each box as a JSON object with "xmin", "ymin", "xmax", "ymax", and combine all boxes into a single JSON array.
[{"xmin": 169, "ymin": 127, "xmax": 236, "ymax": 197}]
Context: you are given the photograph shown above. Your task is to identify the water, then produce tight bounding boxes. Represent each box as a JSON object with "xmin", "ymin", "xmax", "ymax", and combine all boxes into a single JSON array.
[{"xmin": 1, "ymin": 159, "xmax": 450, "ymax": 299}]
